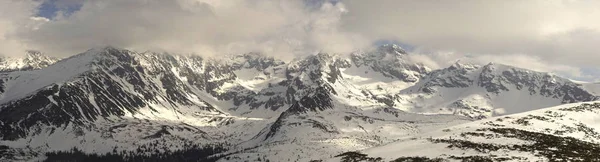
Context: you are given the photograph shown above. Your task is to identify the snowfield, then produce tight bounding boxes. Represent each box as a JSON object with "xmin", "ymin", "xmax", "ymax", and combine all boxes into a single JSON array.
[{"xmin": 331, "ymin": 102, "xmax": 600, "ymax": 161}]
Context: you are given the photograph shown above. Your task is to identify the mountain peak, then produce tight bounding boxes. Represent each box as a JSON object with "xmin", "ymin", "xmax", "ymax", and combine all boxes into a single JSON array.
[
  {"xmin": 377, "ymin": 44, "xmax": 407, "ymax": 55},
  {"xmin": 351, "ymin": 44, "xmax": 408, "ymax": 62},
  {"xmin": 290, "ymin": 52, "xmax": 342, "ymax": 68},
  {"xmin": 228, "ymin": 52, "xmax": 285, "ymax": 71},
  {"xmin": 24, "ymin": 50, "xmax": 43, "ymax": 57},
  {"xmin": 89, "ymin": 45, "xmax": 123, "ymax": 51},
  {"xmin": 0, "ymin": 51, "xmax": 59, "ymax": 72},
  {"xmin": 449, "ymin": 60, "xmax": 479, "ymax": 70},
  {"xmin": 73, "ymin": 46, "xmax": 142, "ymax": 63}
]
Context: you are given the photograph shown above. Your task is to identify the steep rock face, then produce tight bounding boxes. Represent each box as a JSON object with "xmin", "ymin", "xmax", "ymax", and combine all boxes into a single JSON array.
[
  {"xmin": 0, "ymin": 48, "xmax": 228, "ymax": 140},
  {"xmin": 283, "ymin": 53, "xmax": 347, "ymax": 100},
  {"xmin": 350, "ymin": 44, "xmax": 429, "ymax": 83},
  {"xmin": 412, "ymin": 62, "xmax": 597, "ymax": 101},
  {"xmin": 220, "ymin": 53, "xmax": 291, "ymax": 113},
  {"xmin": 263, "ymin": 86, "xmax": 335, "ymax": 140},
  {"xmin": 478, "ymin": 63, "xmax": 596, "ymax": 103},
  {"xmin": 259, "ymin": 53, "xmax": 345, "ymax": 140},
  {"xmin": 228, "ymin": 52, "xmax": 286, "ymax": 71},
  {"xmin": 422, "ymin": 62, "xmax": 479, "ymax": 90}
]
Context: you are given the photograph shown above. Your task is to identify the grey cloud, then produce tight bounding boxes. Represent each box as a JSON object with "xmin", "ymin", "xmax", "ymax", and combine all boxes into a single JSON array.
[
  {"xmin": 340, "ymin": 0, "xmax": 600, "ymax": 69},
  {"xmin": 15, "ymin": 0, "xmax": 367, "ymax": 59},
  {"xmin": 1, "ymin": 0, "xmax": 599, "ymax": 80},
  {"xmin": 0, "ymin": 0, "xmax": 41, "ymax": 57}
]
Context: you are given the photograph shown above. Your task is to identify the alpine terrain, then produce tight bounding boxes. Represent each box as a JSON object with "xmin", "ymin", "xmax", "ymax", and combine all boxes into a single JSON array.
[{"xmin": 0, "ymin": 44, "xmax": 599, "ymax": 162}]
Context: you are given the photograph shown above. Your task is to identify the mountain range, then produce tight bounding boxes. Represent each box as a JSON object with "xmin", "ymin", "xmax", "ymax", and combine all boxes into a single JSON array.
[{"xmin": 0, "ymin": 44, "xmax": 599, "ymax": 161}]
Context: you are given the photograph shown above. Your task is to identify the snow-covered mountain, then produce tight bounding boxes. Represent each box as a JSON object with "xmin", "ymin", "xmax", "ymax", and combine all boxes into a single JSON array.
[
  {"xmin": 393, "ymin": 62, "xmax": 598, "ymax": 119},
  {"xmin": 0, "ymin": 51, "xmax": 59, "ymax": 72},
  {"xmin": 0, "ymin": 45, "xmax": 598, "ymax": 161}
]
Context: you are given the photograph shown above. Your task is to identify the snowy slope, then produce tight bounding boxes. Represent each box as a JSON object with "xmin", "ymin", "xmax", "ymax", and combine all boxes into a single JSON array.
[{"xmin": 332, "ymin": 102, "xmax": 600, "ymax": 161}]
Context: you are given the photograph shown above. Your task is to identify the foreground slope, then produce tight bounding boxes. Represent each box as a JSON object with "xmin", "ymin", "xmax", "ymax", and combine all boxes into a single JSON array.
[{"xmin": 333, "ymin": 102, "xmax": 600, "ymax": 161}]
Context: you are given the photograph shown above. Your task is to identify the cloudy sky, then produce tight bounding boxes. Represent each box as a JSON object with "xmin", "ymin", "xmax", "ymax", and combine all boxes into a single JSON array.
[{"xmin": 1, "ymin": 0, "xmax": 600, "ymax": 81}]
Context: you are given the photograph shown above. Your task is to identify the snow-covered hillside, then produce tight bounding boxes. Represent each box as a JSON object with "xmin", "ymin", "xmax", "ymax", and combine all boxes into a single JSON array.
[
  {"xmin": 334, "ymin": 102, "xmax": 600, "ymax": 161},
  {"xmin": 0, "ymin": 45, "xmax": 597, "ymax": 161}
]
